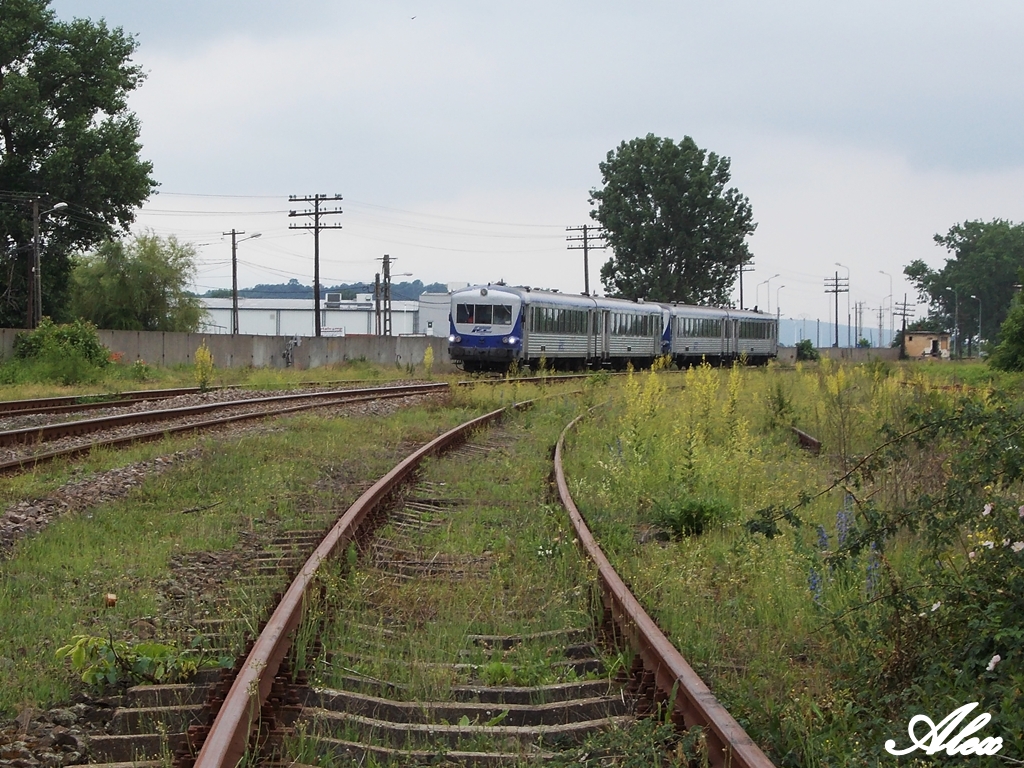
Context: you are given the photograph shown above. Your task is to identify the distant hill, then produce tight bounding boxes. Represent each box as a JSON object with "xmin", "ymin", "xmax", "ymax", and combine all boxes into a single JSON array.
[{"xmin": 203, "ymin": 279, "xmax": 449, "ymax": 301}]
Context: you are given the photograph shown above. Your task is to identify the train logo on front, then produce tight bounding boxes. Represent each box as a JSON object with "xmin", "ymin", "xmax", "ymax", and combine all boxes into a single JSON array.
[{"xmin": 885, "ymin": 702, "xmax": 1003, "ymax": 757}]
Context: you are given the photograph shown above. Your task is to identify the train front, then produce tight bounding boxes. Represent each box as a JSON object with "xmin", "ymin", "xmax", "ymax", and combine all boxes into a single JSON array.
[{"xmin": 448, "ymin": 286, "xmax": 524, "ymax": 371}]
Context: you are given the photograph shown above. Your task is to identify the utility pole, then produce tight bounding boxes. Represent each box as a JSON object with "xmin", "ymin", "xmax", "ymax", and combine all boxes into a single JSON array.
[
  {"xmin": 737, "ymin": 261, "xmax": 755, "ymax": 309},
  {"xmin": 895, "ymin": 293, "xmax": 914, "ymax": 359},
  {"xmin": 374, "ymin": 273, "xmax": 381, "ymax": 336},
  {"xmin": 289, "ymin": 194, "xmax": 343, "ymax": 337},
  {"xmin": 877, "ymin": 305, "xmax": 885, "ymax": 349},
  {"xmin": 224, "ymin": 229, "xmax": 261, "ymax": 335},
  {"xmin": 27, "ymin": 199, "xmax": 39, "ymax": 329},
  {"xmin": 381, "ymin": 254, "xmax": 393, "ymax": 336},
  {"xmin": 824, "ymin": 272, "xmax": 849, "ymax": 348},
  {"xmin": 855, "ymin": 301, "xmax": 866, "ymax": 344},
  {"xmin": 565, "ymin": 225, "xmax": 607, "ymax": 296}
]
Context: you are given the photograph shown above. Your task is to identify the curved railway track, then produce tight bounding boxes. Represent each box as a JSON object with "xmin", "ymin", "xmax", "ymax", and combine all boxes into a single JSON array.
[{"xmin": 83, "ymin": 403, "xmax": 775, "ymax": 767}]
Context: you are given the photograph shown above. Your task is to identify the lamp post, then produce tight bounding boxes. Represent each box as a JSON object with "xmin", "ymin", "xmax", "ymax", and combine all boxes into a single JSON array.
[
  {"xmin": 945, "ymin": 286, "xmax": 959, "ymax": 359},
  {"xmin": 756, "ymin": 273, "xmax": 780, "ymax": 313},
  {"xmin": 835, "ymin": 262, "xmax": 851, "ymax": 347},
  {"xmin": 224, "ymin": 230, "xmax": 261, "ymax": 335},
  {"xmin": 29, "ymin": 201, "xmax": 68, "ymax": 328},
  {"xmin": 879, "ymin": 270, "xmax": 893, "ymax": 346},
  {"xmin": 776, "ymin": 285, "xmax": 785, "ymax": 340},
  {"xmin": 971, "ymin": 294, "xmax": 982, "ymax": 357}
]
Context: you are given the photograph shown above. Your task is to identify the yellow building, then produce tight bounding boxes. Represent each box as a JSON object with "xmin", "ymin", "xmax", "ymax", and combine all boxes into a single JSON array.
[{"xmin": 905, "ymin": 331, "xmax": 951, "ymax": 359}]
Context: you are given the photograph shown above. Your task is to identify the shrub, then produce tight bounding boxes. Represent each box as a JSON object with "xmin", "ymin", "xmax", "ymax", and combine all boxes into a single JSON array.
[
  {"xmin": 5, "ymin": 319, "xmax": 110, "ymax": 385},
  {"xmin": 194, "ymin": 341, "xmax": 214, "ymax": 390},
  {"xmin": 651, "ymin": 493, "xmax": 730, "ymax": 537},
  {"xmin": 795, "ymin": 339, "xmax": 819, "ymax": 361},
  {"xmin": 14, "ymin": 318, "xmax": 109, "ymax": 366}
]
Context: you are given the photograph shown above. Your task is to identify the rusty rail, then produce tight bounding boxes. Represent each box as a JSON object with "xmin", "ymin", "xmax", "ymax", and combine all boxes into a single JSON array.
[
  {"xmin": 554, "ymin": 416, "xmax": 776, "ymax": 768},
  {"xmin": 0, "ymin": 383, "xmax": 446, "ymax": 448},
  {"xmin": 0, "ymin": 387, "xmax": 210, "ymax": 416},
  {"xmin": 0, "ymin": 384, "xmax": 448, "ymax": 476},
  {"xmin": 190, "ymin": 405, "xmax": 518, "ymax": 768}
]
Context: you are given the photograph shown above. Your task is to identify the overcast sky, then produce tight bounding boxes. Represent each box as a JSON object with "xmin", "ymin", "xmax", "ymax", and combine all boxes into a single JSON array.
[{"xmin": 49, "ymin": 1, "xmax": 1024, "ymax": 331}]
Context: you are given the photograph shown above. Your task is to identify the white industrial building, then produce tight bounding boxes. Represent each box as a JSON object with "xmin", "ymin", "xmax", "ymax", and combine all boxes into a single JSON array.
[{"xmin": 200, "ymin": 295, "xmax": 419, "ymax": 337}]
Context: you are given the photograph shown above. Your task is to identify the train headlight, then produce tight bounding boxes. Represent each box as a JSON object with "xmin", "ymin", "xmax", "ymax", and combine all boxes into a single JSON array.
[
  {"xmin": 449, "ymin": 334, "xmax": 461, "ymax": 343},
  {"xmin": 502, "ymin": 335, "xmax": 519, "ymax": 345}
]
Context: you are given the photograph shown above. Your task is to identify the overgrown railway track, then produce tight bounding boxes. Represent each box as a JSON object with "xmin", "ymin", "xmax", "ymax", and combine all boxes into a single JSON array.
[
  {"xmin": 0, "ymin": 383, "xmax": 447, "ymax": 475},
  {"xmin": 78, "ymin": 402, "xmax": 774, "ymax": 767}
]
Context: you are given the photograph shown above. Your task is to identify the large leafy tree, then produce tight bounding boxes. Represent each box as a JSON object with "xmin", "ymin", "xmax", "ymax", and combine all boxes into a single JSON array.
[
  {"xmin": 590, "ymin": 134, "xmax": 755, "ymax": 304},
  {"xmin": 70, "ymin": 233, "xmax": 205, "ymax": 332},
  {"xmin": 988, "ymin": 293, "xmax": 1024, "ymax": 371},
  {"xmin": 904, "ymin": 219, "xmax": 1024, "ymax": 348},
  {"xmin": 0, "ymin": 0, "xmax": 155, "ymax": 327}
]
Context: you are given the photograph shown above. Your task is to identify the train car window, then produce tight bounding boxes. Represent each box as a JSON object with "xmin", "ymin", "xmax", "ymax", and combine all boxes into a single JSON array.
[
  {"xmin": 475, "ymin": 305, "xmax": 493, "ymax": 324},
  {"xmin": 493, "ymin": 304, "xmax": 513, "ymax": 325},
  {"xmin": 456, "ymin": 304, "xmax": 474, "ymax": 324}
]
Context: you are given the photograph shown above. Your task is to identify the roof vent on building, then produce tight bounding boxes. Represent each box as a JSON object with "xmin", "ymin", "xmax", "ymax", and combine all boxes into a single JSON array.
[{"xmin": 325, "ymin": 292, "xmax": 342, "ymax": 308}]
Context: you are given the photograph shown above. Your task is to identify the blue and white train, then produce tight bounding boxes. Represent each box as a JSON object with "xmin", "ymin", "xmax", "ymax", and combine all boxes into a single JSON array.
[{"xmin": 448, "ymin": 284, "xmax": 777, "ymax": 371}]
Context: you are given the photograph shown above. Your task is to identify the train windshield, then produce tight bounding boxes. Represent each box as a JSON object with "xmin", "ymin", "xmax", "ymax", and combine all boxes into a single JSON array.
[{"xmin": 455, "ymin": 303, "xmax": 513, "ymax": 326}]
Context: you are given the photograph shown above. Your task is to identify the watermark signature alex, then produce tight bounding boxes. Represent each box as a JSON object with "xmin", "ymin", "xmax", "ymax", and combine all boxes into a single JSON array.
[{"xmin": 885, "ymin": 702, "xmax": 1003, "ymax": 758}]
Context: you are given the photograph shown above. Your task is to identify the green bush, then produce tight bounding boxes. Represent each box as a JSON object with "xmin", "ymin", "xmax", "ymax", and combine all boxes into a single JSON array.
[
  {"xmin": 14, "ymin": 318, "xmax": 109, "ymax": 366},
  {"xmin": 795, "ymin": 339, "xmax": 819, "ymax": 361},
  {"xmin": 4, "ymin": 319, "xmax": 110, "ymax": 385},
  {"xmin": 651, "ymin": 493, "xmax": 730, "ymax": 537}
]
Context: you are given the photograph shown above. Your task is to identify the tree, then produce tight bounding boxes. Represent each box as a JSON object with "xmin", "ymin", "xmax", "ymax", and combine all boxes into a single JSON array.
[
  {"xmin": 0, "ymin": 0, "xmax": 155, "ymax": 327},
  {"xmin": 70, "ymin": 233, "xmax": 205, "ymax": 332},
  {"xmin": 988, "ymin": 293, "xmax": 1024, "ymax": 371},
  {"xmin": 590, "ymin": 134, "xmax": 755, "ymax": 304},
  {"xmin": 904, "ymin": 220, "xmax": 1024, "ymax": 349}
]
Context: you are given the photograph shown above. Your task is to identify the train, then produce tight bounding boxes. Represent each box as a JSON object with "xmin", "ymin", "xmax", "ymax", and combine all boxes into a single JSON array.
[{"xmin": 448, "ymin": 284, "xmax": 777, "ymax": 371}]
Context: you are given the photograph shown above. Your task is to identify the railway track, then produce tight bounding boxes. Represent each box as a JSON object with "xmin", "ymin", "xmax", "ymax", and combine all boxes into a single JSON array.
[
  {"xmin": 0, "ymin": 383, "xmax": 448, "ymax": 476},
  {"xmin": 73, "ymin": 403, "xmax": 774, "ymax": 767}
]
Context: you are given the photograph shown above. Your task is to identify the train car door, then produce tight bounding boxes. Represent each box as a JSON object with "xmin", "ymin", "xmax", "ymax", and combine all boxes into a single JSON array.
[
  {"xmin": 600, "ymin": 310, "xmax": 611, "ymax": 361},
  {"xmin": 587, "ymin": 309, "xmax": 597, "ymax": 362}
]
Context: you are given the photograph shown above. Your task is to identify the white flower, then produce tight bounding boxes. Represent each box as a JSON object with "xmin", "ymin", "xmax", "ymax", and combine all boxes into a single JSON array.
[
  {"xmin": 931, "ymin": 602, "xmax": 941, "ymax": 612},
  {"xmin": 1013, "ymin": 542, "xmax": 1024, "ymax": 553},
  {"xmin": 986, "ymin": 654, "xmax": 1001, "ymax": 672},
  {"xmin": 984, "ymin": 541, "xmax": 995, "ymax": 549},
  {"xmin": 1019, "ymin": 504, "xmax": 1024, "ymax": 518},
  {"xmin": 983, "ymin": 503, "xmax": 993, "ymax": 516}
]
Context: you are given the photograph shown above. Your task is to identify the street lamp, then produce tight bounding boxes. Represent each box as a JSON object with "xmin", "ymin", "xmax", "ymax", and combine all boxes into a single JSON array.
[
  {"xmin": 30, "ymin": 201, "xmax": 68, "ymax": 328},
  {"xmin": 945, "ymin": 286, "xmax": 959, "ymax": 359},
  {"xmin": 224, "ymin": 230, "xmax": 261, "ymax": 335},
  {"xmin": 971, "ymin": 294, "xmax": 982, "ymax": 357},
  {"xmin": 756, "ymin": 273, "xmax": 780, "ymax": 313},
  {"xmin": 835, "ymin": 262, "xmax": 851, "ymax": 348},
  {"xmin": 776, "ymin": 284, "xmax": 785, "ymax": 326},
  {"xmin": 879, "ymin": 270, "xmax": 893, "ymax": 346}
]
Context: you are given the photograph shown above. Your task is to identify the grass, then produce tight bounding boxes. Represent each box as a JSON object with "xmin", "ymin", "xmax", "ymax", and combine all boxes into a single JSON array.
[
  {"xmin": 0, "ymin": 398, "xmax": 483, "ymax": 717},
  {"xmin": 0, "ymin": 356, "xmax": 440, "ymax": 403},
  {"xmin": 314, "ymin": 402, "xmax": 600, "ymax": 703},
  {"xmin": 562, "ymin": 360, "xmax": 1024, "ymax": 766}
]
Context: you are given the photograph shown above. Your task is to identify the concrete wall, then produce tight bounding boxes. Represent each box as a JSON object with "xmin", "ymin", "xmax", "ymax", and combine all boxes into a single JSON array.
[
  {"xmin": 0, "ymin": 328, "xmax": 450, "ymax": 371},
  {"xmin": 776, "ymin": 345, "xmax": 902, "ymax": 364}
]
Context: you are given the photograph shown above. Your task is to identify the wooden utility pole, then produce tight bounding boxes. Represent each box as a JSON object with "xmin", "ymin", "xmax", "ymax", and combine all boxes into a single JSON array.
[
  {"xmin": 288, "ymin": 194, "xmax": 343, "ymax": 337},
  {"xmin": 895, "ymin": 294, "xmax": 914, "ymax": 359},
  {"xmin": 566, "ymin": 225, "xmax": 607, "ymax": 296},
  {"xmin": 824, "ymin": 272, "xmax": 849, "ymax": 348}
]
